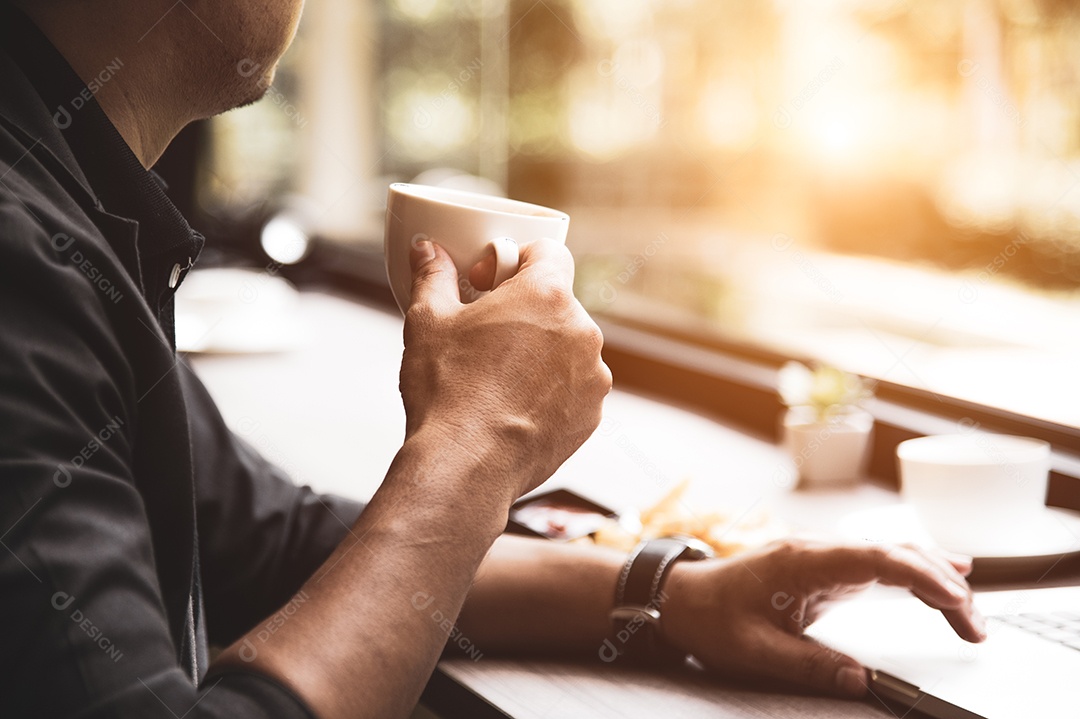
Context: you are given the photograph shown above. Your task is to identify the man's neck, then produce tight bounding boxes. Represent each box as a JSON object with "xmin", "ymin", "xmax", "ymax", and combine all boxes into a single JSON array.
[{"xmin": 19, "ymin": 2, "xmax": 190, "ymax": 168}]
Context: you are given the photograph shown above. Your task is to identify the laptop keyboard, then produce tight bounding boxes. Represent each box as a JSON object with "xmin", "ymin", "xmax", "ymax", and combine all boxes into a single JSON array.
[{"xmin": 993, "ymin": 611, "xmax": 1080, "ymax": 651}]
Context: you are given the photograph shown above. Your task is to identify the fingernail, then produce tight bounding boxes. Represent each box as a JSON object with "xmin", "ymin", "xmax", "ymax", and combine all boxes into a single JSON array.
[
  {"xmin": 972, "ymin": 606, "xmax": 987, "ymax": 639},
  {"xmin": 944, "ymin": 551, "xmax": 974, "ymax": 567},
  {"xmin": 410, "ymin": 241, "xmax": 435, "ymax": 271},
  {"xmin": 947, "ymin": 580, "xmax": 969, "ymax": 602},
  {"xmin": 837, "ymin": 666, "xmax": 866, "ymax": 696}
]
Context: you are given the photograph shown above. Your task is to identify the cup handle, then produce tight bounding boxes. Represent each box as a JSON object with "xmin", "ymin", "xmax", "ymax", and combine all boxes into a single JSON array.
[{"xmin": 489, "ymin": 237, "xmax": 520, "ymax": 289}]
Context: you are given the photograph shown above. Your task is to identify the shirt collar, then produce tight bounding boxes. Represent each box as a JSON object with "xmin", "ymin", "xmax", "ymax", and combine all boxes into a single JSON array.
[{"xmin": 0, "ymin": 2, "xmax": 204, "ymax": 268}]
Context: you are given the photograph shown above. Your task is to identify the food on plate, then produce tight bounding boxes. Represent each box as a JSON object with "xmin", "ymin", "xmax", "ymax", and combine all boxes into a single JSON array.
[{"xmin": 586, "ymin": 479, "xmax": 787, "ymax": 557}]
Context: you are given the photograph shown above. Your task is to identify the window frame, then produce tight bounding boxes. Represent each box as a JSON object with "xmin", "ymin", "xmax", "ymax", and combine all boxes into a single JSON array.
[{"xmin": 269, "ymin": 237, "xmax": 1080, "ymax": 512}]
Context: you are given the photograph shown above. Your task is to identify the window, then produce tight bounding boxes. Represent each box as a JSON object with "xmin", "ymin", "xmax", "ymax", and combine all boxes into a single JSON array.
[{"xmin": 197, "ymin": 0, "xmax": 1080, "ymax": 430}]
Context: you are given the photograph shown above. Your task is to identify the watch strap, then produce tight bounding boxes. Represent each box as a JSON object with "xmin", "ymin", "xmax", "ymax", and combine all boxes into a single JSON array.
[
  {"xmin": 616, "ymin": 537, "xmax": 699, "ymax": 609},
  {"xmin": 607, "ymin": 536, "xmax": 712, "ymax": 664}
]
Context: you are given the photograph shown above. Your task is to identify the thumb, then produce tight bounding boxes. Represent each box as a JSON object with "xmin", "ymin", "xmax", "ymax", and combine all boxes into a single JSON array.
[
  {"xmin": 409, "ymin": 241, "xmax": 461, "ymax": 313},
  {"xmin": 756, "ymin": 631, "xmax": 867, "ymax": 698}
]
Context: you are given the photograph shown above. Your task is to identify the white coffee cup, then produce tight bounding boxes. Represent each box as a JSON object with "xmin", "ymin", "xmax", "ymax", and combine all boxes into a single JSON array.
[
  {"xmin": 897, "ymin": 434, "xmax": 1051, "ymax": 556},
  {"xmin": 384, "ymin": 183, "xmax": 571, "ymax": 313}
]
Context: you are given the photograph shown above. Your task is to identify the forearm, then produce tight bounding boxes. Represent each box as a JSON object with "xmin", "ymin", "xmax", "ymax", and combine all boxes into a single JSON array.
[
  {"xmin": 209, "ymin": 237, "xmax": 610, "ymax": 716},
  {"xmin": 456, "ymin": 533, "xmax": 624, "ymax": 655},
  {"xmin": 213, "ymin": 427, "xmax": 511, "ymax": 719}
]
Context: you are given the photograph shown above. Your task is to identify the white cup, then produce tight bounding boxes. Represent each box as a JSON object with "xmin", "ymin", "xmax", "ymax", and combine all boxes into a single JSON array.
[
  {"xmin": 897, "ymin": 434, "xmax": 1051, "ymax": 556},
  {"xmin": 384, "ymin": 183, "xmax": 571, "ymax": 314}
]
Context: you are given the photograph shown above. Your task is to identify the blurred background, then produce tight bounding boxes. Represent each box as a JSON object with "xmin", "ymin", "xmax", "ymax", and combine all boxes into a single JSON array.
[{"xmin": 165, "ymin": 0, "xmax": 1080, "ymax": 430}]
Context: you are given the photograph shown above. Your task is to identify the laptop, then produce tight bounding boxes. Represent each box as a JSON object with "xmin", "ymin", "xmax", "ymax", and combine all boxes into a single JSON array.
[{"xmin": 806, "ymin": 584, "xmax": 1080, "ymax": 718}]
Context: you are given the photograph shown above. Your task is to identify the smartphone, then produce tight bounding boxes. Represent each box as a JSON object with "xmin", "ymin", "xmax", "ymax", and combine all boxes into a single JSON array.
[{"xmin": 506, "ymin": 489, "xmax": 618, "ymax": 541}]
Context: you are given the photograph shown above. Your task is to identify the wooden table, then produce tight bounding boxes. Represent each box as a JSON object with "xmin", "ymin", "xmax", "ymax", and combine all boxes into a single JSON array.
[{"xmin": 187, "ymin": 287, "xmax": 953, "ymax": 719}]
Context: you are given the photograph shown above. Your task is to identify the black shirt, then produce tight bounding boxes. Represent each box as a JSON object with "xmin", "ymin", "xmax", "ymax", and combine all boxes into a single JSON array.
[{"xmin": 0, "ymin": 5, "xmax": 364, "ymax": 716}]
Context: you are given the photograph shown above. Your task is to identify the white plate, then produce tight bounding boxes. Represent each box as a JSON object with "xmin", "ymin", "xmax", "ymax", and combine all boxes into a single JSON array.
[{"xmin": 837, "ymin": 503, "xmax": 1080, "ymax": 559}]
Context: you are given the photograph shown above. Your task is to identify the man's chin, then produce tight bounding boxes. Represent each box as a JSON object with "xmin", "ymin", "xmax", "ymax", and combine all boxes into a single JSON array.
[
  {"xmin": 234, "ymin": 81, "xmax": 273, "ymax": 111},
  {"xmin": 209, "ymin": 67, "xmax": 276, "ymax": 117}
]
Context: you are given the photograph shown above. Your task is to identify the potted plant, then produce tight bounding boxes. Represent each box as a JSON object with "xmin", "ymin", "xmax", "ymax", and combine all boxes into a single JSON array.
[{"xmin": 778, "ymin": 362, "xmax": 874, "ymax": 488}]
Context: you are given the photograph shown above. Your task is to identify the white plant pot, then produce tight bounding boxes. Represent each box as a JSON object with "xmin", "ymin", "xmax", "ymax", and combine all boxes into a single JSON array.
[{"xmin": 783, "ymin": 406, "xmax": 874, "ymax": 488}]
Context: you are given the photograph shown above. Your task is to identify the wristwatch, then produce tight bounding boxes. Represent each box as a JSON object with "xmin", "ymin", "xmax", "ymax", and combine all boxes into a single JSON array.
[{"xmin": 604, "ymin": 535, "xmax": 713, "ymax": 664}]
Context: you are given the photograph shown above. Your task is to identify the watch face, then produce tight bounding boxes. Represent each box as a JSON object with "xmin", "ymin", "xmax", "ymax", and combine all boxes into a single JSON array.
[{"xmin": 676, "ymin": 536, "xmax": 716, "ymax": 560}]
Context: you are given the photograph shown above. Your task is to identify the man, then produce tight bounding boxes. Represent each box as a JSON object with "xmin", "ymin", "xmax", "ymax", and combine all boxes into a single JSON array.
[{"xmin": 0, "ymin": 1, "xmax": 985, "ymax": 717}]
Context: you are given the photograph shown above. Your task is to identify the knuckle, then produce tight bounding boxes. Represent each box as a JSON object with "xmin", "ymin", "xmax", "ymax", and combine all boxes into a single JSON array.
[
  {"xmin": 581, "ymin": 319, "xmax": 605, "ymax": 353},
  {"xmin": 772, "ymin": 537, "xmax": 804, "ymax": 557},
  {"xmin": 871, "ymin": 543, "xmax": 894, "ymax": 560},
  {"xmin": 403, "ymin": 303, "xmax": 438, "ymax": 336},
  {"xmin": 729, "ymin": 619, "xmax": 762, "ymax": 650},
  {"xmin": 532, "ymin": 237, "xmax": 572, "ymax": 263},
  {"xmin": 411, "ymin": 262, "xmax": 440, "ymax": 288},
  {"xmin": 403, "ymin": 304, "xmax": 425, "ymax": 327},
  {"xmin": 536, "ymin": 280, "xmax": 572, "ymax": 310},
  {"xmin": 524, "ymin": 266, "xmax": 573, "ymax": 307},
  {"xmin": 868, "ymin": 544, "xmax": 893, "ymax": 571},
  {"xmin": 531, "ymin": 236, "xmax": 559, "ymax": 253},
  {"xmin": 799, "ymin": 648, "xmax": 830, "ymax": 683},
  {"xmin": 412, "ymin": 260, "xmax": 455, "ymax": 296},
  {"xmin": 571, "ymin": 325, "xmax": 604, "ymax": 366},
  {"xmin": 597, "ymin": 360, "xmax": 613, "ymax": 394}
]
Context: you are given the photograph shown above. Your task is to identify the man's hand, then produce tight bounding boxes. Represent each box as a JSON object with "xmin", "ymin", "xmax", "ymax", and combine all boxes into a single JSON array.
[
  {"xmin": 400, "ymin": 239, "xmax": 612, "ymax": 503},
  {"xmin": 215, "ymin": 240, "xmax": 608, "ymax": 719},
  {"xmin": 660, "ymin": 539, "xmax": 987, "ymax": 697}
]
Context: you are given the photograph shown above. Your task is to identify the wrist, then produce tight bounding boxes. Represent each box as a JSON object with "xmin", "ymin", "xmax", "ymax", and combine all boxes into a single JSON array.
[
  {"xmin": 657, "ymin": 560, "xmax": 696, "ymax": 647},
  {"xmin": 408, "ymin": 411, "xmax": 540, "ymax": 493},
  {"xmin": 607, "ymin": 537, "xmax": 712, "ymax": 664},
  {"xmin": 386, "ymin": 424, "xmax": 516, "ymax": 540},
  {"xmin": 658, "ymin": 560, "xmax": 714, "ymax": 654}
]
